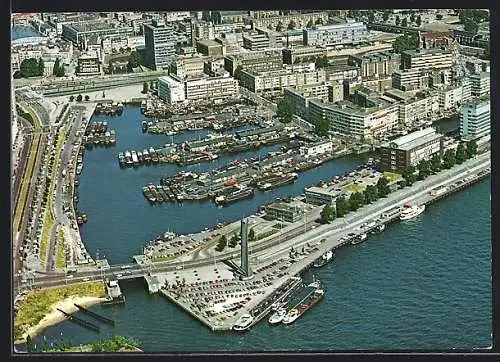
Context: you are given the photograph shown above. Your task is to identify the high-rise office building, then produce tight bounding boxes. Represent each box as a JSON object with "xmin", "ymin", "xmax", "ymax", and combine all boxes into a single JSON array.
[{"xmin": 144, "ymin": 18, "xmax": 176, "ymax": 70}]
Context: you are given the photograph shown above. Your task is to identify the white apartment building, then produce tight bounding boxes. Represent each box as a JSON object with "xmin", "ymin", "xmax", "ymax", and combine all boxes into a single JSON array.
[
  {"xmin": 169, "ymin": 56, "xmax": 206, "ymax": 79},
  {"xmin": 195, "ymin": 21, "xmax": 215, "ymax": 40},
  {"xmin": 468, "ymin": 71, "xmax": 490, "ymax": 97},
  {"xmin": 165, "ymin": 11, "xmax": 191, "ymax": 22},
  {"xmin": 436, "ymin": 83, "xmax": 463, "ymax": 111},
  {"xmin": 460, "ymin": 98, "xmax": 490, "ymax": 140},
  {"xmin": 308, "ymin": 97, "xmax": 399, "ymax": 140},
  {"xmin": 158, "ymin": 75, "xmax": 186, "ymax": 103},
  {"xmin": 401, "ymin": 48, "xmax": 453, "ymax": 71},
  {"xmin": 239, "ymin": 68, "xmax": 326, "ymax": 93},
  {"xmin": 158, "ymin": 74, "xmax": 239, "ymax": 104},
  {"xmin": 303, "ymin": 21, "xmax": 367, "ymax": 47},
  {"xmin": 385, "ymin": 89, "xmax": 439, "ymax": 126},
  {"xmin": 185, "ymin": 75, "xmax": 239, "ymax": 103},
  {"xmin": 392, "ymin": 68, "xmax": 426, "ymax": 91},
  {"xmin": 299, "ymin": 140, "xmax": 333, "ymax": 157}
]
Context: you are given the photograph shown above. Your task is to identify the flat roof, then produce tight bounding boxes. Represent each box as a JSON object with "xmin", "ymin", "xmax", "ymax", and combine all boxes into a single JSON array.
[{"xmin": 197, "ymin": 39, "xmax": 222, "ymax": 47}]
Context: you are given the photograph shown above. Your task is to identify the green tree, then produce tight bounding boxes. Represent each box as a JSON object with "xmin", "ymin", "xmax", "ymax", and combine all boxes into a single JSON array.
[
  {"xmin": 287, "ymin": 21, "xmax": 296, "ymax": 30},
  {"xmin": 368, "ymin": 12, "xmax": 375, "ymax": 23},
  {"xmin": 410, "ymin": 13, "xmax": 415, "ymax": 23},
  {"xmin": 53, "ymin": 58, "xmax": 60, "ymax": 76},
  {"xmin": 233, "ymin": 65, "xmax": 243, "ymax": 79},
  {"xmin": 229, "ymin": 234, "xmax": 238, "ymax": 248},
  {"xmin": 314, "ymin": 55, "xmax": 329, "ymax": 68},
  {"xmin": 442, "ymin": 149, "xmax": 456, "ymax": 169},
  {"xmin": 306, "ymin": 19, "xmax": 314, "ymax": 28},
  {"xmin": 320, "ymin": 203, "xmax": 336, "ymax": 223},
  {"xmin": 377, "ymin": 176, "xmax": 390, "ymax": 197},
  {"xmin": 142, "ymin": 81, "xmax": 149, "ymax": 94},
  {"xmin": 26, "ymin": 334, "xmax": 33, "ymax": 353},
  {"xmin": 127, "ymin": 50, "xmax": 142, "ymax": 71},
  {"xmin": 76, "ymin": 94, "xmax": 83, "ymax": 102},
  {"xmin": 315, "ymin": 18, "xmax": 323, "ymax": 25},
  {"xmin": 430, "ymin": 154, "xmax": 442, "ymax": 173},
  {"xmin": 466, "ymin": 140, "xmax": 478, "ymax": 158},
  {"xmin": 455, "ymin": 142, "xmax": 468, "ymax": 164},
  {"xmin": 276, "ymin": 21, "xmax": 283, "ymax": 32},
  {"xmin": 363, "ymin": 184, "xmax": 379, "ymax": 204},
  {"xmin": 84, "ymin": 95, "xmax": 90, "ymax": 101},
  {"xmin": 392, "ymin": 32, "xmax": 420, "ymax": 53},
  {"xmin": 69, "ymin": 95, "xmax": 75, "ymax": 102},
  {"xmin": 416, "ymin": 15, "xmax": 422, "ymax": 26},
  {"xmin": 436, "ymin": 14, "xmax": 443, "ymax": 20},
  {"xmin": 20, "ymin": 58, "xmax": 43, "ymax": 78},
  {"xmin": 102, "ymin": 91, "xmax": 106, "ymax": 98},
  {"xmin": 464, "ymin": 17, "xmax": 479, "ymax": 34},
  {"xmin": 401, "ymin": 18, "xmax": 408, "ymax": 27},
  {"xmin": 248, "ymin": 228, "xmax": 255, "ymax": 241},
  {"xmin": 382, "ymin": 12, "xmax": 390, "ymax": 22},
  {"xmin": 313, "ymin": 117, "xmax": 330, "ymax": 137},
  {"xmin": 417, "ymin": 159, "xmax": 431, "ymax": 180},
  {"xmin": 395, "ymin": 15, "xmax": 401, "ymax": 26},
  {"xmin": 216, "ymin": 235, "xmax": 227, "ymax": 251},
  {"xmin": 335, "ymin": 196, "xmax": 349, "ymax": 217},
  {"xmin": 277, "ymin": 99, "xmax": 295, "ymax": 123},
  {"xmin": 402, "ymin": 165, "xmax": 417, "ymax": 186},
  {"xmin": 348, "ymin": 192, "xmax": 363, "ymax": 212},
  {"xmin": 38, "ymin": 58, "xmax": 44, "ymax": 75}
]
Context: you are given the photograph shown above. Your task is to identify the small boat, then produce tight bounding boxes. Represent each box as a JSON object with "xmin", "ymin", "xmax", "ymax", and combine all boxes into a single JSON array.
[
  {"xmin": 351, "ymin": 233, "xmax": 367, "ymax": 245},
  {"xmin": 232, "ymin": 313, "xmax": 254, "ymax": 331},
  {"xmin": 282, "ymin": 308, "xmax": 300, "ymax": 325},
  {"xmin": 313, "ymin": 250, "xmax": 334, "ymax": 268},
  {"xmin": 142, "ymin": 121, "xmax": 148, "ymax": 133},
  {"xmin": 270, "ymin": 300, "xmax": 288, "ymax": 311},
  {"xmin": 400, "ymin": 204, "xmax": 426, "ymax": 221},
  {"xmin": 371, "ymin": 224, "xmax": 385, "ymax": 234},
  {"xmin": 268, "ymin": 308, "xmax": 287, "ymax": 325}
]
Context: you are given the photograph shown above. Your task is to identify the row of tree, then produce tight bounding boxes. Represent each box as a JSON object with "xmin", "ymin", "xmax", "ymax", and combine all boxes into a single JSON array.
[
  {"xmin": 215, "ymin": 227, "xmax": 258, "ymax": 252},
  {"xmin": 69, "ymin": 94, "xmax": 90, "ymax": 102},
  {"xmin": 273, "ymin": 17, "xmax": 323, "ymax": 32},
  {"xmin": 401, "ymin": 140, "xmax": 478, "ymax": 187},
  {"xmin": 320, "ymin": 177, "xmax": 391, "ymax": 223}
]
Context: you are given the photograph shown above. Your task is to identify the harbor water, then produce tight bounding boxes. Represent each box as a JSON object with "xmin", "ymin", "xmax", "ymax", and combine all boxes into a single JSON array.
[
  {"xmin": 31, "ymin": 106, "xmax": 491, "ymax": 351},
  {"xmin": 11, "ymin": 26, "xmax": 41, "ymax": 40}
]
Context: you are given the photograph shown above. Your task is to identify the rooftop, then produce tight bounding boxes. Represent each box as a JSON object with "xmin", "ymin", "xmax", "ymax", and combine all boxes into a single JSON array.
[
  {"xmin": 402, "ymin": 48, "xmax": 451, "ymax": 57},
  {"xmin": 387, "ymin": 127, "xmax": 442, "ymax": 151},
  {"xmin": 196, "ymin": 39, "xmax": 222, "ymax": 47}
]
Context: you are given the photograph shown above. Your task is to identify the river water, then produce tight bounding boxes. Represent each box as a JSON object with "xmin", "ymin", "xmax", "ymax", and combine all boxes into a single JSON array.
[{"xmin": 29, "ymin": 107, "xmax": 490, "ymax": 351}]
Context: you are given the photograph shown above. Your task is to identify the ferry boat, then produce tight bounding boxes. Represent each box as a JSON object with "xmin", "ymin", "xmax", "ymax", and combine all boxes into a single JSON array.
[
  {"xmin": 271, "ymin": 299, "xmax": 288, "ymax": 311},
  {"xmin": 351, "ymin": 233, "xmax": 367, "ymax": 245},
  {"xmin": 124, "ymin": 150, "xmax": 133, "ymax": 166},
  {"xmin": 282, "ymin": 308, "xmax": 300, "ymax": 325},
  {"xmin": 268, "ymin": 308, "xmax": 287, "ymax": 325},
  {"xmin": 313, "ymin": 250, "xmax": 334, "ymax": 268},
  {"xmin": 214, "ymin": 186, "xmax": 254, "ymax": 205},
  {"xmin": 257, "ymin": 173, "xmax": 298, "ymax": 191},
  {"xmin": 280, "ymin": 279, "xmax": 325, "ymax": 325},
  {"xmin": 131, "ymin": 150, "xmax": 139, "ymax": 166},
  {"xmin": 232, "ymin": 313, "xmax": 254, "ymax": 332},
  {"xmin": 400, "ymin": 204, "xmax": 426, "ymax": 221},
  {"xmin": 371, "ymin": 224, "xmax": 385, "ymax": 234}
]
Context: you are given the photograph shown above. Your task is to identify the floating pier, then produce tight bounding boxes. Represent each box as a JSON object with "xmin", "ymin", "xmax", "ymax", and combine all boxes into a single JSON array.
[
  {"xmin": 73, "ymin": 303, "xmax": 115, "ymax": 326},
  {"xmin": 56, "ymin": 308, "xmax": 100, "ymax": 332}
]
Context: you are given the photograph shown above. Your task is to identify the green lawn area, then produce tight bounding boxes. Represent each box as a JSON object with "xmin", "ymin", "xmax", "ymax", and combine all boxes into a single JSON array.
[
  {"xmin": 256, "ymin": 228, "xmax": 279, "ymax": 241},
  {"xmin": 40, "ymin": 126, "xmax": 68, "ymax": 265},
  {"xmin": 55, "ymin": 229, "xmax": 66, "ymax": 269},
  {"xmin": 382, "ymin": 171, "xmax": 403, "ymax": 183},
  {"xmin": 14, "ymin": 282, "xmax": 107, "ymax": 341},
  {"xmin": 39, "ymin": 209, "xmax": 53, "ymax": 266},
  {"xmin": 344, "ymin": 183, "xmax": 366, "ymax": 193}
]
